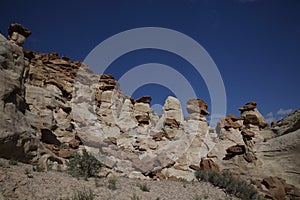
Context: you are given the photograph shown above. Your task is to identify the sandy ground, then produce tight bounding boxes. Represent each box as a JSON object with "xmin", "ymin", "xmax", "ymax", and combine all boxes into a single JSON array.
[{"xmin": 0, "ymin": 158, "xmax": 238, "ymax": 200}]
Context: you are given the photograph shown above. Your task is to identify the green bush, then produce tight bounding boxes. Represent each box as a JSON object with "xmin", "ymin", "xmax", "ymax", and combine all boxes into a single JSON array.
[
  {"xmin": 195, "ymin": 169, "xmax": 263, "ymax": 200},
  {"xmin": 71, "ymin": 189, "xmax": 94, "ymax": 200},
  {"xmin": 60, "ymin": 189, "xmax": 94, "ymax": 200},
  {"xmin": 136, "ymin": 183, "xmax": 150, "ymax": 192},
  {"xmin": 108, "ymin": 176, "xmax": 117, "ymax": 190},
  {"xmin": 131, "ymin": 194, "xmax": 142, "ymax": 200},
  {"xmin": 66, "ymin": 150, "xmax": 102, "ymax": 179},
  {"xmin": 193, "ymin": 194, "xmax": 201, "ymax": 200},
  {"xmin": 8, "ymin": 159, "xmax": 18, "ymax": 165}
]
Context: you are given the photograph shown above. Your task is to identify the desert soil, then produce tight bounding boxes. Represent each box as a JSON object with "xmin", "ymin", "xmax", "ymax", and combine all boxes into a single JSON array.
[{"xmin": 0, "ymin": 158, "xmax": 238, "ymax": 200}]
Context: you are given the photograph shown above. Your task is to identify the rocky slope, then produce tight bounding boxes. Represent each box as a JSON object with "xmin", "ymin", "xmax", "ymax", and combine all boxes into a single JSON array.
[
  {"xmin": 0, "ymin": 158, "xmax": 238, "ymax": 200},
  {"xmin": 0, "ymin": 24, "xmax": 299, "ymax": 199}
]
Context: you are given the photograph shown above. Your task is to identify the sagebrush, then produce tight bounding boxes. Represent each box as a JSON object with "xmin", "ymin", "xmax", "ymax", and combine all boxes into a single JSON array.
[
  {"xmin": 195, "ymin": 169, "xmax": 264, "ymax": 200},
  {"xmin": 66, "ymin": 150, "xmax": 102, "ymax": 179}
]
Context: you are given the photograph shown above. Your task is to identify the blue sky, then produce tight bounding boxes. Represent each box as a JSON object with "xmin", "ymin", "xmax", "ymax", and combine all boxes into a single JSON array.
[{"xmin": 1, "ymin": 0, "xmax": 299, "ymax": 124}]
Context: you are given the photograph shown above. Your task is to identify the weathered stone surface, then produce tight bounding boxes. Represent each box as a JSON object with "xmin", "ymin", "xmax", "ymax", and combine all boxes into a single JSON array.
[
  {"xmin": 200, "ymin": 158, "xmax": 220, "ymax": 172},
  {"xmin": 135, "ymin": 96, "xmax": 151, "ymax": 104},
  {"xmin": 164, "ymin": 118, "xmax": 180, "ymax": 128},
  {"xmin": 41, "ymin": 129, "xmax": 61, "ymax": 146},
  {"xmin": 8, "ymin": 24, "xmax": 31, "ymax": 46},
  {"xmin": 151, "ymin": 132, "xmax": 165, "ymax": 141},
  {"xmin": 239, "ymin": 102, "xmax": 268, "ymax": 129},
  {"xmin": 189, "ymin": 164, "xmax": 200, "ymax": 170},
  {"xmin": 241, "ymin": 129, "xmax": 255, "ymax": 138},
  {"xmin": 0, "ymin": 33, "xmax": 35, "ymax": 162},
  {"xmin": 68, "ymin": 138, "xmax": 81, "ymax": 149},
  {"xmin": 217, "ymin": 115, "xmax": 242, "ymax": 130},
  {"xmin": 98, "ymin": 74, "xmax": 117, "ymax": 91},
  {"xmin": 117, "ymin": 99, "xmax": 138, "ymax": 130},
  {"xmin": 186, "ymin": 98, "xmax": 210, "ymax": 115},
  {"xmin": 2, "ymin": 23, "xmax": 300, "ymax": 195},
  {"xmin": 57, "ymin": 148, "xmax": 72, "ymax": 159},
  {"xmin": 135, "ymin": 115, "xmax": 150, "ymax": 125},
  {"xmin": 271, "ymin": 109, "xmax": 300, "ymax": 136},
  {"xmin": 134, "ymin": 102, "xmax": 150, "ymax": 113},
  {"xmin": 225, "ymin": 145, "xmax": 246, "ymax": 159},
  {"xmin": 238, "ymin": 101, "xmax": 257, "ymax": 112},
  {"xmin": 106, "ymin": 137, "xmax": 117, "ymax": 145},
  {"xmin": 260, "ymin": 176, "xmax": 300, "ymax": 200},
  {"xmin": 134, "ymin": 138, "xmax": 158, "ymax": 151}
]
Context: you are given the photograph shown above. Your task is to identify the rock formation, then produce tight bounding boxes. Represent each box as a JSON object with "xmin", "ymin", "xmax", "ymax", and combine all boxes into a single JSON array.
[
  {"xmin": 8, "ymin": 24, "xmax": 31, "ymax": 46},
  {"xmin": 0, "ymin": 23, "xmax": 299, "ymax": 199},
  {"xmin": 0, "ymin": 25, "xmax": 64, "ymax": 169}
]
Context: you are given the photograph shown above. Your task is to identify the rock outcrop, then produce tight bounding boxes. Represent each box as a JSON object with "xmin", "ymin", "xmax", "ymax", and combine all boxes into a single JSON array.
[
  {"xmin": 0, "ymin": 23, "xmax": 299, "ymax": 199},
  {"xmin": 207, "ymin": 102, "xmax": 300, "ymax": 198},
  {"xmin": 0, "ymin": 26, "xmax": 64, "ymax": 168},
  {"xmin": 0, "ymin": 33, "xmax": 34, "ymax": 161},
  {"xmin": 8, "ymin": 24, "xmax": 31, "ymax": 46},
  {"xmin": 239, "ymin": 101, "xmax": 268, "ymax": 129},
  {"xmin": 271, "ymin": 109, "xmax": 300, "ymax": 136}
]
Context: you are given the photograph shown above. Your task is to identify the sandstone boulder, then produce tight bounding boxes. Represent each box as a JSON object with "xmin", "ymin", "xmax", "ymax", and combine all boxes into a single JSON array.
[
  {"xmin": 238, "ymin": 101, "xmax": 257, "ymax": 112},
  {"xmin": 260, "ymin": 176, "xmax": 300, "ymax": 200},
  {"xmin": 200, "ymin": 158, "xmax": 220, "ymax": 172},
  {"xmin": 271, "ymin": 109, "xmax": 300, "ymax": 136},
  {"xmin": 135, "ymin": 96, "xmax": 151, "ymax": 104},
  {"xmin": 239, "ymin": 102, "xmax": 268, "ymax": 129},
  {"xmin": 186, "ymin": 98, "xmax": 210, "ymax": 115},
  {"xmin": 8, "ymin": 24, "xmax": 31, "ymax": 46}
]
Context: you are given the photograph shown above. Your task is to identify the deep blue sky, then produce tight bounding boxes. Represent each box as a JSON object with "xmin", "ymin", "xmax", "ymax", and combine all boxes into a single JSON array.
[{"xmin": 1, "ymin": 0, "xmax": 299, "ymax": 123}]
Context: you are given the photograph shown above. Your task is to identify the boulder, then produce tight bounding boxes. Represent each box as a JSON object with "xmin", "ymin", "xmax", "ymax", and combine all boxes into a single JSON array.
[
  {"xmin": 186, "ymin": 98, "xmax": 210, "ymax": 115},
  {"xmin": 200, "ymin": 158, "xmax": 220, "ymax": 172},
  {"xmin": 68, "ymin": 138, "xmax": 81, "ymax": 149},
  {"xmin": 271, "ymin": 109, "xmax": 300, "ymax": 136},
  {"xmin": 135, "ymin": 96, "xmax": 151, "ymax": 104},
  {"xmin": 239, "ymin": 102, "xmax": 268, "ymax": 129},
  {"xmin": 241, "ymin": 129, "xmax": 255, "ymax": 139},
  {"xmin": 261, "ymin": 176, "xmax": 300, "ymax": 200},
  {"xmin": 8, "ymin": 23, "xmax": 31, "ymax": 46},
  {"xmin": 238, "ymin": 101, "xmax": 257, "ymax": 112},
  {"xmin": 217, "ymin": 115, "xmax": 242, "ymax": 130},
  {"xmin": 135, "ymin": 115, "xmax": 150, "ymax": 125}
]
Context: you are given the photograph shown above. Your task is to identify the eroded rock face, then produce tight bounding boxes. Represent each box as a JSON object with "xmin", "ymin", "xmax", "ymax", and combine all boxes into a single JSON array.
[
  {"xmin": 257, "ymin": 176, "xmax": 300, "ymax": 200},
  {"xmin": 200, "ymin": 158, "xmax": 220, "ymax": 172},
  {"xmin": 8, "ymin": 24, "xmax": 31, "ymax": 46},
  {"xmin": 271, "ymin": 109, "xmax": 300, "ymax": 136},
  {"xmin": 135, "ymin": 96, "xmax": 151, "ymax": 104},
  {"xmin": 1, "ymin": 23, "xmax": 299, "ymax": 198},
  {"xmin": 0, "ymin": 32, "xmax": 64, "ymax": 168},
  {"xmin": 187, "ymin": 98, "xmax": 210, "ymax": 116},
  {"xmin": 207, "ymin": 101, "xmax": 300, "ymax": 194},
  {"xmin": 0, "ymin": 33, "xmax": 34, "ymax": 161},
  {"xmin": 239, "ymin": 101, "xmax": 268, "ymax": 129}
]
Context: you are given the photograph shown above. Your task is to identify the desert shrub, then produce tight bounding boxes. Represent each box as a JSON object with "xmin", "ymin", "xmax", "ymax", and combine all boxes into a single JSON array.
[
  {"xmin": 195, "ymin": 169, "xmax": 263, "ymax": 200},
  {"xmin": 66, "ymin": 149, "xmax": 102, "ymax": 179},
  {"xmin": 8, "ymin": 159, "xmax": 18, "ymax": 165},
  {"xmin": 131, "ymin": 194, "xmax": 142, "ymax": 200},
  {"xmin": 71, "ymin": 189, "xmax": 94, "ymax": 200},
  {"xmin": 0, "ymin": 161, "xmax": 5, "ymax": 167},
  {"xmin": 59, "ymin": 189, "xmax": 94, "ymax": 200},
  {"xmin": 108, "ymin": 176, "xmax": 117, "ymax": 190},
  {"xmin": 136, "ymin": 183, "xmax": 150, "ymax": 192},
  {"xmin": 193, "ymin": 194, "xmax": 201, "ymax": 200},
  {"xmin": 33, "ymin": 165, "xmax": 45, "ymax": 172}
]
